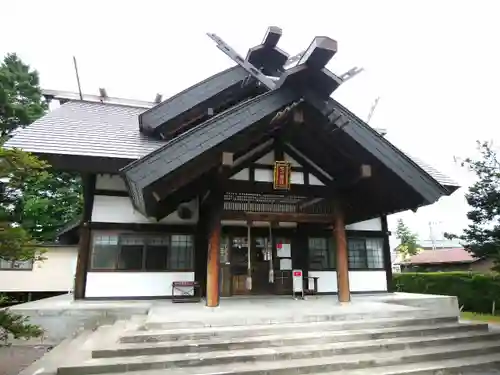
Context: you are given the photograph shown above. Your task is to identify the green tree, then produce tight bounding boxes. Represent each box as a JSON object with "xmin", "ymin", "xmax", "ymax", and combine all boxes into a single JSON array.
[
  {"xmin": 0, "ymin": 53, "xmax": 47, "ymax": 138},
  {"xmin": 395, "ymin": 219, "xmax": 422, "ymax": 260},
  {"xmin": 448, "ymin": 141, "xmax": 500, "ymax": 271},
  {"xmin": 0, "ymin": 147, "xmax": 46, "ymax": 343},
  {"xmin": 18, "ymin": 171, "xmax": 82, "ymax": 242},
  {"xmin": 0, "ymin": 53, "xmax": 82, "ymax": 241}
]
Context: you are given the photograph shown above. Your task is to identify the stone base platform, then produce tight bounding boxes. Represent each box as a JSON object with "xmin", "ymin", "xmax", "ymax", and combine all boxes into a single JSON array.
[
  {"xmin": 8, "ymin": 292, "xmax": 459, "ymax": 344},
  {"xmin": 17, "ymin": 292, "xmax": 500, "ymax": 375}
]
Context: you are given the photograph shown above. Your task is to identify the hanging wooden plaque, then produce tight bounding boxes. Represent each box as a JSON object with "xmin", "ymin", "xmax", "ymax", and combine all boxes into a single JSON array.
[{"xmin": 273, "ymin": 161, "xmax": 291, "ymax": 190}]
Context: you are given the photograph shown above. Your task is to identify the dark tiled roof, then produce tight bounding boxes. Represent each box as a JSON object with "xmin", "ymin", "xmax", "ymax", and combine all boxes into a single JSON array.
[
  {"xmin": 4, "ymin": 100, "xmax": 459, "ymax": 189},
  {"xmin": 5, "ymin": 101, "xmax": 163, "ymax": 159}
]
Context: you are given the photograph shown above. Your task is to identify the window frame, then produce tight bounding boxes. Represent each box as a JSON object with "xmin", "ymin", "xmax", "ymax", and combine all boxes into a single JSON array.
[
  {"xmin": 308, "ymin": 237, "xmax": 336, "ymax": 271},
  {"xmin": 89, "ymin": 232, "xmax": 195, "ymax": 272},
  {"xmin": 306, "ymin": 231, "xmax": 386, "ymax": 272},
  {"xmin": 0, "ymin": 258, "xmax": 34, "ymax": 271},
  {"xmin": 347, "ymin": 237, "xmax": 385, "ymax": 271}
]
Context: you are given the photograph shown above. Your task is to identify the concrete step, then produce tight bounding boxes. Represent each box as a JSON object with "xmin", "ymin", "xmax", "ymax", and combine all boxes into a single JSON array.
[
  {"xmin": 19, "ymin": 330, "xmax": 97, "ymax": 375},
  {"xmin": 88, "ymin": 330, "xmax": 500, "ymax": 369},
  {"xmin": 93, "ymin": 322, "xmax": 488, "ymax": 358},
  {"xmin": 121, "ymin": 316, "xmax": 458, "ymax": 343},
  {"xmin": 323, "ymin": 354, "xmax": 500, "ymax": 374},
  {"xmin": 143, "ymin": 308, "xmax": 445, "ymax": 330},
  {"xmin": 56, "ymin": 340, "xmax": 500, "ymax": 375}
]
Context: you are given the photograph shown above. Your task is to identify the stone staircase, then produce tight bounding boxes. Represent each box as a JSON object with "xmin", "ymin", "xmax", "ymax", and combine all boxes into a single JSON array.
[{"xmin": 38, "ymin": 311, "xmax": 500, "ymax": 375}]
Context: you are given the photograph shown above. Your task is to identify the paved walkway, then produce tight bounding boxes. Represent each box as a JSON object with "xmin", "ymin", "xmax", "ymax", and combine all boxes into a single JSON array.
[{"xmin": 0, "ymin": 344, "xmax": 50, "ymax": 375}]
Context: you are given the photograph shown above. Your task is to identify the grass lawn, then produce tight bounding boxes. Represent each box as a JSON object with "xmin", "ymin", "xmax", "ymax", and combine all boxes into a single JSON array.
[{"xmin": 461, "ymin": 311, "xmax": 500, "ymax": 323}]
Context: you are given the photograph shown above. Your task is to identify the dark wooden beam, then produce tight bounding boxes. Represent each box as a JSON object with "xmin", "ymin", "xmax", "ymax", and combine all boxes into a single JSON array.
[
  {"xmin": 381, "ymin": 215, "xmax": 394, "ymax": 293},
  {"xmin": 334, "ymin": 202, "xmax": 351, "ymax": 303},
  {"xmin": 74, "ymin": 173, "xmax": 96, "ymax": 300},
  {"xmin": 223, "ymin": 211, "xmax": 334, "ymax": 223},
  {"xmin": 228, "ymin": 180, "xmax": 332, "ymax": 198}
]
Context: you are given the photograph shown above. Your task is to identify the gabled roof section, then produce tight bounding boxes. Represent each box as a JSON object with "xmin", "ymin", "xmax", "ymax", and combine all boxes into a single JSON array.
[
  {"xmin": 139, "ymin": 66, "xmax": 258, "ymax": 139},
  {"xmin": 123, "ymin": 88, "xmax": 300, "ymax": 216},
  {"xmin": 4, "ymin": 101, "xmax": 163, "ymax": 160},
  {"xmin": 303, "ymin": 93, "xmax": 459, "ymax": 202},
  {"xmin": 139, "ymin": 27, "xmax": 291, "ymax": 140}
]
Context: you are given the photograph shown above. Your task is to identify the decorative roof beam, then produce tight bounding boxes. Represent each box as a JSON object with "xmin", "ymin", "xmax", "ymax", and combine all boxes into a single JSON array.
[
  {"xmin": 246, "ymin": 26, "xmax": 289, "ymax": 77},
  {"xmin": 207, "ymin": 33, "xmax": 277, "ymax": 90},
  {"xmin": 297, "ymin": 36, "xmax": 338, "ymax": 70}
]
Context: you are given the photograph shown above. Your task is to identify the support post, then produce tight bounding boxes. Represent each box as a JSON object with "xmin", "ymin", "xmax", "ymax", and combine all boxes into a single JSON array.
[
  {"xmin": 381, "ymin": 215, "xmax": 394, "ymax": 292},
  {"xmin": 206, "ymin": 191, "xmax": 223, "ymax": 307},
  {"xmin": 74, "ymin": 174, "xmax": 96, "ymax": 300},
  {"xmin": 334, "ymin": 203, "xmax": 350, "ymax": 303}
]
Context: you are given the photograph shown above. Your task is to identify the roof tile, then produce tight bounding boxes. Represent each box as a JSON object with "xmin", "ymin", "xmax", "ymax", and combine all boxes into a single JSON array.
[{"xmin": 4, "ymin": 100, "xmax": 459, "ymax": 189}]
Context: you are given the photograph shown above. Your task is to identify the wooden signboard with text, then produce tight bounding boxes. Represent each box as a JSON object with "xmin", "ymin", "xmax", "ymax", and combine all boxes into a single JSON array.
[{"xmin": 273, "ymin": 161, "xmax": 291, "ymax": 190}]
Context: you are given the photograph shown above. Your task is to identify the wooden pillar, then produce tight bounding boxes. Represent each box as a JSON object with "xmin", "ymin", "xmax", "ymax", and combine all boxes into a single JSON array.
[
  {"xmin": 334, "ymin": 204, "xmax": 351, "ymax": 303},
  {"xmin": 206, "ymin": 192, "xmax": 223, "ymax": 307},
  {"xmin": 74, "ymin": 174, "xmax": 96, "ymax": 300},
  {"xmin": 381, "ymin": 215, "xmax": 394, "ymax": 292}
]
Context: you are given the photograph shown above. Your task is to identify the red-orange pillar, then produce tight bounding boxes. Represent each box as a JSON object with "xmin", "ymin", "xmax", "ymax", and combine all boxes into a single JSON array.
[
  {"xmin": 334, "ymin": 204, "xmax": 351, "ymax": 303},
  {"xmin": 206, "ymin": 195, "xmax": 223, "ymax": 307}
]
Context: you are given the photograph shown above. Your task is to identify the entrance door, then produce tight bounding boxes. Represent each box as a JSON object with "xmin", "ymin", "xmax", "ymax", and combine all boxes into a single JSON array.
[
  {"xmin": 251, "ymin": 237, "xmax": 273, "ymax": 294},
  {"xmin": 274, "ymin": 237, "xmax": 293, "ymax": 295}
]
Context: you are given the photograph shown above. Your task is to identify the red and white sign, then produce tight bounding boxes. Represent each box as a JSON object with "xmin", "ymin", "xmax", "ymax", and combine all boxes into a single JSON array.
[{"xmin": 292, "ymin": 269, "xmax": 303, "ymax": 293}]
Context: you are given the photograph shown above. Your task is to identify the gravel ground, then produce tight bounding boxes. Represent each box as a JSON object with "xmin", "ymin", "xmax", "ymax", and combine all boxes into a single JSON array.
[{"xmin": 0, "ymin": 345, "xmax": 51, "ymax": 375}]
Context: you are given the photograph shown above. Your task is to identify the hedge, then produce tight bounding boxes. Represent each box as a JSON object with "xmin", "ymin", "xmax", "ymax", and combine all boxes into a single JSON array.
[{"xmin": 392, "ymin": 272, "xmax": 500, "ymax": 315}]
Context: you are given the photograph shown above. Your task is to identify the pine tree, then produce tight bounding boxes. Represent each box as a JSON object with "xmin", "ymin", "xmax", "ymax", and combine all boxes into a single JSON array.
[
  {"xmin": 0, "ymin": 53, "xmax": 47, "ymax": 138},
  {"xmin": 449, "ymin": 141, "xmax": 500, "ymax": 271}
]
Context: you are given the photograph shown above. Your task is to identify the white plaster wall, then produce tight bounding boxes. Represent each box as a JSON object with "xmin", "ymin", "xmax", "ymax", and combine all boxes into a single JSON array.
[
  {"xmin": 256, "ymin": 151, "xmax": 275, "ymax": 165},
  {"xmin": 230, "ymin": 150, "xmax": 325, "ymax": 186},
  {"xmin": 230, "ymin": 168, "xmax": 249, "ymax": 181},
  {"xmin": 346, "ymin": 217, "xmax": 382, "ymax": 231},
  {"xmin": 306, "ymin": 271, "xmax": 387, "ymax": 293},
  {"xmin": 91, "ymin": 195, "xmax": 198, "ymax": 224},
  {"xmin": 254, "ymin": 169, "xmax": 273, "ymax": 182},
  {"xmin": 96, "ymin": 174, "xmax": 127, "ymax": 191},
  {"xmin": 349, "ymin": 271, "xmax": 387, "ymax": 292},
  {"xmin": 309, "ymin": 271, "xmax": 337, "ymax": 293},
  {"xmin": 309, "ymin": 174, "xmax": 324, "ymax": 186},
  {"xmin": 0, "ymin": 246, "xmax": 77, "ymax": 292},
  {"xmin": 85, "ymin": 272, "xmax": 195, "ymax": 297},
  {"xmin": 284, "ymin": 153, "xmax": 301, "ymax": 167}
]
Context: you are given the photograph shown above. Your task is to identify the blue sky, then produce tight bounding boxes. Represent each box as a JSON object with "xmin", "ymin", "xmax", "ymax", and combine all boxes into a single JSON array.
[{"xmin": 3, "ymin": 0, "xmax": 498, "ymax": 248}]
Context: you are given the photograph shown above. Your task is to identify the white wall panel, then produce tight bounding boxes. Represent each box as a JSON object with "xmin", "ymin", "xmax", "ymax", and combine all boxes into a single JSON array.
[
  {"xmin": 308, "ymin": 271, "xmax": 337, "ymax": 293},
  {"xmin": 284, "ymin": 153, "xmax": 301, "ymax": 167},
  {"xmin": 290, "ymin": 171, "xmax": 304, "ymax": 184},
  {"xmin": 256, "ymin": 151, "xmax": 275, "ymax": 165},
  {"xmin": 230, "ymin": 168, "xmax": 249, "ymax": 181},
  {"xmin": 96, "ymin": 174, "xmax": 127, "ymax": 191},
  {"xmin": 349, "ymin": 271, "xmax": 387, "ymax": 292},
  {"xmin": 91, "ymin": 196, "xmax": 198, "ymax": 224},
  {"xmin": 85, "ymin": 272, "xmax": 195, "ymax": 297},
  {"xmin": 309, "ymin": 174, "xmax": 325, "ymax": 186},
  {"xmin": 254, "ymin": 169, "xmax": 273, "ymax": 182},
  {"xmin": 306, "ymin": 271, "xmax": 387, "ymax": 293},
  {"xmin": 0, "ymin": 246, "xmax": 77, "ymax": 292},
  {"xmin": 346, "ymin": 217, "xmax": 382, "ymax": 231}
]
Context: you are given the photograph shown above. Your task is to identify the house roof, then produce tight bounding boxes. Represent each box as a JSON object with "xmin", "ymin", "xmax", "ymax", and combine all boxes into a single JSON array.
[
  {"xmin": 4, "ymin": 98, "xmax": 459, "ymax": 191},
  {"xmin": 399, "ymin": 248, "xmax": 478, "ymax": 265},
  {"xmin": 5, "ymin": 101, "xmax": 162, "ymax": 160}
]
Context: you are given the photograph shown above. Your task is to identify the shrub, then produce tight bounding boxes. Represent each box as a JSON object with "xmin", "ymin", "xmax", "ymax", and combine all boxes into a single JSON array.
[
  {"xmin": 393, "ymin": 272, "xmax": 500, "ymax": 314},
  {"xmin": 0, "ymin": 295, "xmax": 43, "ymax": 346}
]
